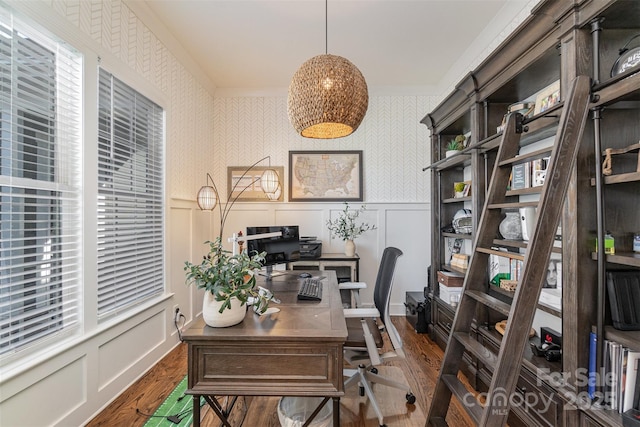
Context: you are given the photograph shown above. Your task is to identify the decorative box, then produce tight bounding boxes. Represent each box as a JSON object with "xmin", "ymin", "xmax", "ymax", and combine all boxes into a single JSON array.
[{"xmin": 437, "ymin": 270, "xmax": 464, "ymax": 287}]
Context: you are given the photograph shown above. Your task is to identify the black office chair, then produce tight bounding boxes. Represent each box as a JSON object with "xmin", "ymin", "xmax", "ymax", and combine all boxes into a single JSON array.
[{"xmin": 339, "ymin": 246, "xmax": 415, "ymax": 427}]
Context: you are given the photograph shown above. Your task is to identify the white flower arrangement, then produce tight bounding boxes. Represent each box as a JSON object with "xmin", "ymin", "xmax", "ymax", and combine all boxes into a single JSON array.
[{"xmin": 326, "ymin": 202, "xmax": 377, "ymax": 241}]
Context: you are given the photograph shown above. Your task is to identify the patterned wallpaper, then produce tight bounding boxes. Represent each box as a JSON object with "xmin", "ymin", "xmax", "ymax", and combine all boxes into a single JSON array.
[
  {"xmin": 45, "ymin": 0, "xmax": 536, "ymax": 204},
  {"xmin": 211, "ymin": 94, "xmax": 436, "ymax": 203}
]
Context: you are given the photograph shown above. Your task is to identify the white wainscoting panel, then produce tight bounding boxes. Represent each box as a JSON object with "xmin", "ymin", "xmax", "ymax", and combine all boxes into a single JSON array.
[
  {"xmin": 98, "ymin": 311, "xmax": 165, "ymax": 389},
  {"xmin": 0, "ymin": 356, "xmax": 86, "ymax": 426}
]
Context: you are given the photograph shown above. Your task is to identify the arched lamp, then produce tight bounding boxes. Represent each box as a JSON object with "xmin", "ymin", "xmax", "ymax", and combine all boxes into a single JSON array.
[{"xmin": 196, "ymin": 156, "xmax": 281, "ymax": 240}]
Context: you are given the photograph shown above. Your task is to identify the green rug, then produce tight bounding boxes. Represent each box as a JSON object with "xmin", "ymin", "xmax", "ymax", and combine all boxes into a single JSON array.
[{"xmin": 143, "ymin": 376, "xmax": 203, "ymax": 427}]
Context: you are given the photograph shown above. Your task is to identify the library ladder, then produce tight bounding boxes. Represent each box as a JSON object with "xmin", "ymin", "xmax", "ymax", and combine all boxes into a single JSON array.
[{"xmin": 426, "ymin": 75, "xmax": 591, "ymax": 427}]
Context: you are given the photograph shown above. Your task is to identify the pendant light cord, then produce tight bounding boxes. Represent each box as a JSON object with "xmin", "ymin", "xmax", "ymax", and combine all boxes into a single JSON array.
[{"xmin": 325, "ymin": 0, "xmax": 328, "ymax": 54}]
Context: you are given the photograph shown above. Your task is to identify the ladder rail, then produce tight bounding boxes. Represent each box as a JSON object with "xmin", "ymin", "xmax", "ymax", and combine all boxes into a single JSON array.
[
  {"xmin": 427, "ymin": 111, "xmax": 525, "ymax": 423},
  {"xmin": 481, "ymin": 75, "xmax": 592, "ymax": 426},
  {"xmin": 426, "ymin": 75, "xmax": 592, "ymax": 427}
]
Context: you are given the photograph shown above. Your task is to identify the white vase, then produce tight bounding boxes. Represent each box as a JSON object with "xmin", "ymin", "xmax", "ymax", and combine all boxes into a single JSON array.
[
  {"xmin": 202, "ymin": 293, "xmax": 246, "ymax": 328},
  {"xmin": 445, "ymin": 150, "xmax": 459, "ymax": 158},
  {"xmin": 499, "ymin": 211, "xmax": 523, "ymax": 240},
  {"xmin": 345, "ymin": 239, "xmax": 356, "ymax": 257}
]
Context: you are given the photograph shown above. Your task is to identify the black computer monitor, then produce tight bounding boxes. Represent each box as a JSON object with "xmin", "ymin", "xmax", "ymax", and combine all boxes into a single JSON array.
[{"xmin": 246, "ymin": 225, "xmax": 300, "ymax": 279}]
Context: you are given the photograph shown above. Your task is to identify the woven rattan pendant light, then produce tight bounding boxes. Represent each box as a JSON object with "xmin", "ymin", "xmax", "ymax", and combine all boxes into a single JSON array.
[{"xmin": 287, "ymin": 0, "xmax": 368, "ymax": 139}]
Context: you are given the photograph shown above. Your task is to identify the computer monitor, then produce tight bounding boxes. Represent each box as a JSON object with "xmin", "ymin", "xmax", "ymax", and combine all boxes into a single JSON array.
[{"xmin": 246, "ymin": 226, "xmax": 300, "ymax": 279}]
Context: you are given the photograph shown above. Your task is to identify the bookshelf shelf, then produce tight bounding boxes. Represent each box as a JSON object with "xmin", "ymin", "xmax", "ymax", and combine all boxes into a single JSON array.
[
  {"xmin": 604, "ymin": 326, "xmax": 640, "ymax": 351},
  {"xmin": 591, "ymin": 252, "xmax": 640, "ymax": 268},
  {"xmin": 442, "ymin": 232, "xmax": 472, "ymax": 240},
  {"xmin": 591, "ymin": 172, "xmax": 640, "ymax": 186},
  {"xmin": 443, "ymin": 196, "xmax": 471, "ymax": 204}
]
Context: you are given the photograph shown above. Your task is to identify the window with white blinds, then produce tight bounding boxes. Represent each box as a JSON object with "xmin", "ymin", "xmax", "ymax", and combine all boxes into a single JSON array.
[
  {"xmin": 97, "ymin": 69, "xmax": 164, "ymax": 319},
  {"xmin": 0, "ymin": 15, "xmax": 83, "ymax": 355}
]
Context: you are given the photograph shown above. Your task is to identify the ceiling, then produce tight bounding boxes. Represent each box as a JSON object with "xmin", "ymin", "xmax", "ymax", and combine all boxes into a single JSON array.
[{"xmin": 136, "ymin": 0, "xmax": 533, "ymax": 93}]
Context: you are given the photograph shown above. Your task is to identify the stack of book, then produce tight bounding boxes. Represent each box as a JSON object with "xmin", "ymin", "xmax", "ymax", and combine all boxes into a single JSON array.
[{"xmin": 598, "ymin": 338, "xmax": 640, "ymax": 413}]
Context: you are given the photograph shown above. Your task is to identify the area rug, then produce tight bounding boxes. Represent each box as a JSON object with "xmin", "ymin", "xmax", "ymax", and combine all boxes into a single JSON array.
[{"xmin": 143, "ymin": 375, "xmax": 202, "ymax": 427}]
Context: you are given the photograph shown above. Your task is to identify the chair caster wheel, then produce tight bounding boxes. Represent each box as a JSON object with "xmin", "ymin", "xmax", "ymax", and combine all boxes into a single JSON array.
[
  {"xmin": 406, "ymin": 392, "xmax": 416, "ymax": 404},
  {"xmin": 359, "ymin": 385, "xmax": 365, "ymax": 396},
  {"xmin": 370, "ymin": 367, "xmax": 378, "ymax": 374}
]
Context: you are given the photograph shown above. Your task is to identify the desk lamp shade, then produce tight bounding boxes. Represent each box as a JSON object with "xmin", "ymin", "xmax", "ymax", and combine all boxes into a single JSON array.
[
  {"xmin": 197, "ymin": 185, "xmax": 217, "ymax": 210},
  {"xmin": 260, "ymin": 168, "xmax": 280, "ymax": 193},
  {"xmin": 288, "ymin": 54, "xmax": 368, "ymax": 139}
]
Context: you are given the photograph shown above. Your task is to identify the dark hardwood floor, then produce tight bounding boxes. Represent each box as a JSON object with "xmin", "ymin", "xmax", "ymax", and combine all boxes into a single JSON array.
[{"xmin": 87, "ymin": 317, "xmax": 474, "ymax": 426}]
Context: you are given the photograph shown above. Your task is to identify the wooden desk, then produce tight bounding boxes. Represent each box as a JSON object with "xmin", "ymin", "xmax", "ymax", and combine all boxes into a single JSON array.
[{"xmin": 183, "ymin": 271, "xmax": 347, "ymax": 426}]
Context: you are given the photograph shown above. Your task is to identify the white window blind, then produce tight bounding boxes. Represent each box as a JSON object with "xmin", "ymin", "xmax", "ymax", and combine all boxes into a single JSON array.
[
  {"xmin": 97, "ymin": 69, "xmax": 164, "ymax": 319},
  {"xmin": 0, "ymin": 13, "xmax": 83, "ymax": 356}
]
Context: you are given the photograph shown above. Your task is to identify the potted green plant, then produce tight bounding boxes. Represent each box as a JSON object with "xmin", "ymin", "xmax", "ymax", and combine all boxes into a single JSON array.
[
  {"xmin": 445, "ymin": 135, "xmax": 466, "ymax": 158},
  {"xmin": 184, "ymin": 238, "xmax": 276, "ymax": 327},
  {"xmin": 326, "ymin": 202, "xmax": 377, "ymax": 256}
]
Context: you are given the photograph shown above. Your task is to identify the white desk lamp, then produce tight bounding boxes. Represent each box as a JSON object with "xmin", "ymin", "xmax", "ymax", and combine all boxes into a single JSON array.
[{"xmin": 227, "ymin": 231, "xmax": 282, "ymax": 256}]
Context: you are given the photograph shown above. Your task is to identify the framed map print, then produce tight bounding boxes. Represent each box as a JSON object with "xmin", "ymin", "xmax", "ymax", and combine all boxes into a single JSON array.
[{"xmin": 289, "ymin": 150, "xmax": 363, "ymax": 202}]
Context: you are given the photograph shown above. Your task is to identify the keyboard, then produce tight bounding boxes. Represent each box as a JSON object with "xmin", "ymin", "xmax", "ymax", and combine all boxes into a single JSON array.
[{"xmin": 297, "ymin": 278, "xmax": 323, "ymax": 301}]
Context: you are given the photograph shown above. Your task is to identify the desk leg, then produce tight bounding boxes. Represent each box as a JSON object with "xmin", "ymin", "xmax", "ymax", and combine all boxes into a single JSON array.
[
  {"xmin": 192, "ymin": 395, "xmax": 200, "ymax": 427},
  {"xmin": 332, "ymin": 397, "xmax": 340, "ymax": 426}
]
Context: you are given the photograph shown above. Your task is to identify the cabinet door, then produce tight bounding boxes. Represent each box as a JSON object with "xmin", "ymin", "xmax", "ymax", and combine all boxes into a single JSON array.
[{"xmin": 432, "ymin": 299, "xmax": 454, "ymax": 349}]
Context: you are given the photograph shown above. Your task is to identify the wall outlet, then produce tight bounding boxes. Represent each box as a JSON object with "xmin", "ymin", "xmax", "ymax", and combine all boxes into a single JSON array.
[{"xmin": 173, "ymin": 305, "xmax": 180, "ymax": 322}]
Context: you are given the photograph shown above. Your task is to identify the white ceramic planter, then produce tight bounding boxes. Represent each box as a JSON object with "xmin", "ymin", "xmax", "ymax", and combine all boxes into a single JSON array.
[{"xmin": 202, "ymin": 293, "xmax": 246, "ymax": 327}]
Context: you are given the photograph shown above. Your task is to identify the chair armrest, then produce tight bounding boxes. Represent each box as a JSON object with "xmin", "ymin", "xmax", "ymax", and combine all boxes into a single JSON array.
[
  {"xmin": 338, "ymin": 282, "xmax": 367, "ymax": 290},
  {"xmin": 343, "ymin": 308, "xmax": 380, "ymax": 318}
]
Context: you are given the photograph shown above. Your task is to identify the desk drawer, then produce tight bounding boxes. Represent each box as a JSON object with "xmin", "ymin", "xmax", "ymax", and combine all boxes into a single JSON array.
[{"xmin": 189, "ymin": 341, "xmax": 344, "ymax": 396}]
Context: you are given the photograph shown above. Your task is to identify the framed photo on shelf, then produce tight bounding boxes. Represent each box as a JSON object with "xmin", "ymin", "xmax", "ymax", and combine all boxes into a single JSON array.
[
  {"xmin": 227, "ymin": 166, "xmax": 284, "ymax": 202},
  {"xmin": 288, "ymin": 150, "xmax": 363, "ymax": 202},
  {"xmin": 534, "ymin": 80, "xmax": 561, "ymax": 115},
  {"xmin": 544, "ymin": 259, "xmax": 561, "ymax": 288}
]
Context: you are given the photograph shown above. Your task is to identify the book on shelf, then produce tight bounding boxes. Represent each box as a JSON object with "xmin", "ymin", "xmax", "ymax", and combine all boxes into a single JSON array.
[
  {"xmin": 606, "ymin": 340, "xmax": 622, "ymax": 411},
  {"xmin": 602, "ymin": 338, "xmax": 640, "ymax": 413},
  {"xmin": 634, "ymin": 361, "xmax": 640, "ymax": 410},
  {"xmin": 451, "ymin": 253, "xmax": 468, "ymax": 270},
  {"xmin": 511, "ymin": 162, "xmax": 530, "ymax": 190},
  {"xmin": 489, "ymin": 248, "xmax": 510, "ymax": 285},
  {"xmin": 589, "ymin": 331, "xmax": 597, "ymax": 400},
  {"xmin": 623, "ymin": 350, "xmax": 640, "ymax": 413}
]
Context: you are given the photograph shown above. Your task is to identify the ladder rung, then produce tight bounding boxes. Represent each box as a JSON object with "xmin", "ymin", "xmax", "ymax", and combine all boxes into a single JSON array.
[
  {"xmin": 498, "ymin": 146, "xmax": 553, "ymax": 167},
  {"xmin": 487, "ymin": 201, "xmax": 538, "ymax": 210},
  {"xmin": 476, "ymin": 247, "xmax": 524, "ymax": 261},
  {"xmin": 453, "ymin": 332, "xmax": 498, "ymax": 371},
  {"xmin": 465, "ymin": 290, "xmax": 511, "ymax": 317},
  {"xmin": 441, "ymin": 374, "xmax": 483, "ymax": 424}
]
